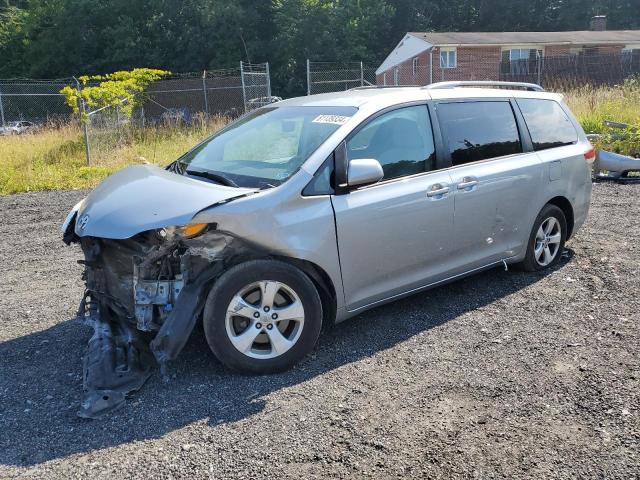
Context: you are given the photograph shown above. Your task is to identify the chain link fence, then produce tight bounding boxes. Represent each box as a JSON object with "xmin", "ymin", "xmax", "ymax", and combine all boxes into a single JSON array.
[
  {"xmin": 501, "ymin": 52, "xmax": 640, "ymax": 90},
  {"xmin": 141, "ymin": 63, "xmax": 271, "ymax": 124},
  {"xmin": 372, "ymin": 51, "xmax": 640, "ymax": 91},
  {"xmin": 82, "ymin": 62, "xmax": 271, "ymax": 164},
  {"xmin": 0, "ymin": 78, "xmax": 75, "ymax": 126},
  {"xmin": 306, "ymin": 61, "xmax": 376, "ymax": 95},
  {"xmin": 0, "ymin": 62, "xmax": 271, "ymax": 164}
]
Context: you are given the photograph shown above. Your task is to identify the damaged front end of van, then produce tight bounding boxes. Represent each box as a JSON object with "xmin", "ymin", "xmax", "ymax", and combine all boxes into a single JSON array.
[{"xmin": 63, "ymin": 165, "xmax": 261, "ymax": 418}]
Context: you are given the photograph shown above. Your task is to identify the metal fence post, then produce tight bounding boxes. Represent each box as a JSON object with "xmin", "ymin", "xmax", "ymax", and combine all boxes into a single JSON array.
[
  {"xmin": 265, "ymin": 62, "xmax": 272, "ymax": 97},
  {"xmin": 240, "ymin": 61, "xmax": 247, "ymax": 113},
  {"xmin": 74, "ymin": 77, "xmax": 91, "ymax": 166},
  {"xmin": 429, "ymin": 50, "xmax": 433, "ymax": 84},
  {"xmin": 0, "ymin": 84, "xmax": 5, "ymax": 127},
  {"xmin": 537, "ymin": 52, "xmax": 542, "ymax": 85},
  {"xmin": 306, "ymin": 59, "xmax": 311, "ymax": 96},
  {"xmin": 202, "ymin": 70, "xmax": 210, "ymax": 116},
  {"xmin": 360, "ymin": 61, "xmax": 364, "ymax": 87}
]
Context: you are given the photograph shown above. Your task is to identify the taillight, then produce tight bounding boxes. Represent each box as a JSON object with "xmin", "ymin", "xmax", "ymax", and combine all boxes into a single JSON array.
[{"xmin": 584, "ymin": 147, "xmax": 596, "ymax": 164}]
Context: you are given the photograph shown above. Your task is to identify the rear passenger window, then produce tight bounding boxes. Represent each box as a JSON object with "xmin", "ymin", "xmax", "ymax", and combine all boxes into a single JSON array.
[
  {"xmin": 516, "ymin": 98, "xmax": 578, "ymax": 151},
  {"xmin": 438, "ymin": 101, "xmax": 522, "ymax": 166},
  {"xmin": 347, "ymin": 105, "xmax": 436, "ymax": 180}
]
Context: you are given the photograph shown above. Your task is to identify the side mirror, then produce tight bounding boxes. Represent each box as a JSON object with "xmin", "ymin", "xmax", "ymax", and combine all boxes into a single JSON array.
[{"xmin": 347, "ymin": 158, "xmax": 384, "ymax": 187}]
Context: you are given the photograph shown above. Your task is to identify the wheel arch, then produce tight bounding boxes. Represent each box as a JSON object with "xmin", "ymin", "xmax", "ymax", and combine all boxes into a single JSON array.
[
  {"xmin": 272, "ymin": 255, "xmax": 338, "ymax": 327},
  {"xmin": 546, "ymin": 196, "xmax": 575, "ymax": 239}
]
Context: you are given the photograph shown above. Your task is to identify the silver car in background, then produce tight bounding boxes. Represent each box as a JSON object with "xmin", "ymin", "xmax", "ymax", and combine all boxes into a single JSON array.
[
  {"xmin": 0, "ymin": 120, "xmax": 36, "ymax": 135},
  {"xmin": 63, "ymin": 81, "xmax": 593, "ymax": 417}
]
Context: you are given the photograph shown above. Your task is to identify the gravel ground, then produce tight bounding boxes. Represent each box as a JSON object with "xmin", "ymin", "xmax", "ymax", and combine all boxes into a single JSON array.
[{"xmin": 0, "ymin": 184, "xmax": 638, "ymax": 479}]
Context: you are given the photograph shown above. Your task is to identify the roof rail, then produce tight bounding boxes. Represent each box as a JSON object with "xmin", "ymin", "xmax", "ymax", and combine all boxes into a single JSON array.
[
  {"xmin": 425, "ymin": 81, "xmax": 544, "ymax": 92},
  {"xmin": 348, "ymin": 85, "xmax": 419, "ymax": 91}
]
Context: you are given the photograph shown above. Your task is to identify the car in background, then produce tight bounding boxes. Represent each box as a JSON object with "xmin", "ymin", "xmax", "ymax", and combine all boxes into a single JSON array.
[
  {"xmin": 161, "ymin": 108, "xmax": 190, "ymax": 124},
  {"xmin": 247, "ymin": 96, "xmax": 282, "ymax": 109},
  {"xmin": 0, "ymin": 121, "xmax": 37, "ymax": 135}
]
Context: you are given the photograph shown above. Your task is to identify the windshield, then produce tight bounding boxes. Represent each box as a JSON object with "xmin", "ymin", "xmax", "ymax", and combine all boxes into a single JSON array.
[{"xmin": 176, "ymin": 105, "xmax": 357, "ymax": 188}]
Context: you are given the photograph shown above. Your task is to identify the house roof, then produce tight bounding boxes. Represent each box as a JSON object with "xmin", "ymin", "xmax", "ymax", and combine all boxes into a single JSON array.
[
  {"xmin": 409, "ymin": 30, "xmax": 640, "ymax": 47},
  {"xmin": 376, "ymin": 29, "xmax": 640, "ymax": 75}
]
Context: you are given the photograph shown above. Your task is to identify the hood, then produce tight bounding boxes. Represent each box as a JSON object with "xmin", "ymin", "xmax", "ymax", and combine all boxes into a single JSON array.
[{"xmin": 73, "ymin": 165, "xmax": 255, "ymax": 239}]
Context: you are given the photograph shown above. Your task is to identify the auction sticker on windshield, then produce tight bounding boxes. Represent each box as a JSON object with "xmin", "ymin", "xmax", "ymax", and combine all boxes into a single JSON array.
[{"xmin": 312, "ymin": 114, "xmax": 351, "ymax": 125}]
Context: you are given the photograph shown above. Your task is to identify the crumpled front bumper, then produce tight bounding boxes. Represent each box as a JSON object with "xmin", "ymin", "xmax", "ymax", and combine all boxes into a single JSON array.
[{"xmin": 72, "ymin": 229, "xmax": 257, "ymax": 418}]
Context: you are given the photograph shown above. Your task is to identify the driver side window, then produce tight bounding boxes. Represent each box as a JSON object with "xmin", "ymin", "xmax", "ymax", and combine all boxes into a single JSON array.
[{"xmin": 346, "ymin": 105, "xmax": 435, "ymax": 180}]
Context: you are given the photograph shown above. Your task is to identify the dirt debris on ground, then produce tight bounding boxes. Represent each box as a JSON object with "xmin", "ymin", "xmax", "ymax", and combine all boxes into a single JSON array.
[{"xmin": 0, "ymin": 184, "xmax": 638, "ymax": 479}]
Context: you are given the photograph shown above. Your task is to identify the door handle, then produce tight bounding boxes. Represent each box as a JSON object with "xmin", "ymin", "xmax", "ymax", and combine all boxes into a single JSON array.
[
  {"xmin": 457, "ymin": 177, "xmax": 478, "ymax": 190},
  {"xmin": 426, "ymin": 184, "xmax": 450, "ymax": 197}
]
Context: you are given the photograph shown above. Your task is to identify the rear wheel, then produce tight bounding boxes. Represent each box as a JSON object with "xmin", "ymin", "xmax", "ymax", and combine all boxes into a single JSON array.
[
  {"xmin": 516, "ymin": 204, "xmax": 567, "ymax": 272},
  {"xmin": 203, "ymin": 259, "xmax": 322, "ymax": 373}
]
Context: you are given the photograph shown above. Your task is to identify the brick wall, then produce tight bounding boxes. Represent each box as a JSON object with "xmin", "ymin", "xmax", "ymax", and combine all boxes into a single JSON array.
[
  {"xmin": 433, "ymin": 46, "xmax": 502, "ymax": 82},
  {"xmin": 545, "ymin": 46, "xmax": 571, "ymax": 56},
  {"xmin": 376, "ymin": 43, "xmax": 628, "ymax": 86},
  {"xmin": 376, "ymin": 46, "xmax": 503, "ymax": 85}
]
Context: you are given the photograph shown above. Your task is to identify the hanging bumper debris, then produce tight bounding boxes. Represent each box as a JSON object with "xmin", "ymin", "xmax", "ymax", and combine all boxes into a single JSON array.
[
  {"xmin": 69, "ymin": 227, "xmax": 257, "ymax": 418},
  {"xmin": 587, "ymin": 121, "xmax": 640, "ymax": 182}
]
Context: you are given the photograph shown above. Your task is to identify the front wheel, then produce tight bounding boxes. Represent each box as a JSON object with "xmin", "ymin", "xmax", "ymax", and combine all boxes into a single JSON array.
[
  {"xmin": 516, "ymin": 204, "xmax": 567, "ymax": 272},
  {"xmin": 203, "ymin": 259, "xmax": 323, "ymax": 373}
]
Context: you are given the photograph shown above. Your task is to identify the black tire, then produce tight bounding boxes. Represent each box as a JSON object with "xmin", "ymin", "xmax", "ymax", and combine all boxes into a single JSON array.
[
  {"xmin": 516, "ymin": 204, "xmax": 567, "ymax": 272},
  {"xmin": 203, "ymin": 259, "xmax": 323, "ymax": 374}
]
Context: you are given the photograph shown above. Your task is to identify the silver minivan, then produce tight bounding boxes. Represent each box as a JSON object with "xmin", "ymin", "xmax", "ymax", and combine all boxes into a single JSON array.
[{"xmin": 63, "ymin": 81, "xmax": 593, "ymax": 416}]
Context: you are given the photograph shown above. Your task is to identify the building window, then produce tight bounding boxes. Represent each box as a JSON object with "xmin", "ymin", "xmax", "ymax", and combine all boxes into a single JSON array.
[
  {"xmin": 440, "ymin": 48, "xmax": 456, "ymax": 69},
  {"xmin": 510, "ymin": 48, "xmax": 530, "ymax": 74},
  {"xmin": 394, "ymin": 67, "xmax": 399, "ymax": 85},
  {"xmin": 622, "ymin": 45, "xmax": 640, "ymax": 74},
  {"xmin": 412, "ymin": 57, "xmax": 419, "ymax": 75},
  {"xmin": 501, "ymin": 47, "xmax": 543, "ymax": 75}
]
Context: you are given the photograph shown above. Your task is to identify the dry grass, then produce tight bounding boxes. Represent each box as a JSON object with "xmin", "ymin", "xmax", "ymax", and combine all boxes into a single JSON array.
[
  {"xmin": 0, "ymin": 116, "xmax": 228, "ymax": 195},
  {"xmin": 563, "ymin": 83, "xmax": 640, "ymax": 156},
  {"xmin": 564, "ymin": 85, "xmax": 640, "ymax": 134}
]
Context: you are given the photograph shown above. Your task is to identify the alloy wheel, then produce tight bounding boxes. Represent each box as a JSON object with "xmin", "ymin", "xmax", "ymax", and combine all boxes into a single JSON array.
[
  {"xmin": 534, "ymin": 217, "xmax": 562, "ymax": 266},
  {"xmin": 225, "ymin": 280, "xmax": 305, "ymax": 359}
]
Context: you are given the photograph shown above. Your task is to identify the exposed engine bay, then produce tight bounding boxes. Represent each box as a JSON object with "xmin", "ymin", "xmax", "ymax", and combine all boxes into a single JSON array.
[{"xmin": 67, "ymin": 223, "xmax": 259, "ymax": 418}]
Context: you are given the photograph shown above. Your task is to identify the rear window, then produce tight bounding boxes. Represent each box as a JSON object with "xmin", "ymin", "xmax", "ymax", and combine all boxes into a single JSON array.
[
  {"xmin": 437, "ymin": 101, "xmax": 522, "ymax": 166},
  {"xmin": 516, "ymin": 98, "xmax": 578, "ymax": 151}
]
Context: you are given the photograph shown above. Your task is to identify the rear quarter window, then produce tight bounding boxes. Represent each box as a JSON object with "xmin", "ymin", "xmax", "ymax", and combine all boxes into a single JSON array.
[{"xmin": 516, "ymin": 98, "xmax": 578, "ymax": 151}]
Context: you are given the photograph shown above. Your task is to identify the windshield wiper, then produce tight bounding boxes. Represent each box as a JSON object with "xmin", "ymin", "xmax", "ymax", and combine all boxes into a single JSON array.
[
  {"xmin": 185, "ymin": 169, "xmax": 239, "ymax": 188},
  {"xmin": 167, "ymin": 160, "xmax": 186, "ymax": 174}
]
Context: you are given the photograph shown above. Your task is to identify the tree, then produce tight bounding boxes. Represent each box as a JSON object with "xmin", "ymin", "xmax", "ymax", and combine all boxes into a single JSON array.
[
  {"xmin": 2, "ymin": 0, "xmax": 640, "ymax": 94},
  {"xmin": 0, "ymin": 5, "xmax": 28, "ymax": 77},
  {"xmin": 60, "ymin": 68, "xmax": 169, "ymax": 120}
]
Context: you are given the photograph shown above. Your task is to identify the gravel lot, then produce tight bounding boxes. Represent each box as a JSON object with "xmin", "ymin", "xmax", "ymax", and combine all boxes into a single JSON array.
[{"xmin": 0, "ymin": 184, "xmax": 638, "ymax": 479}]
